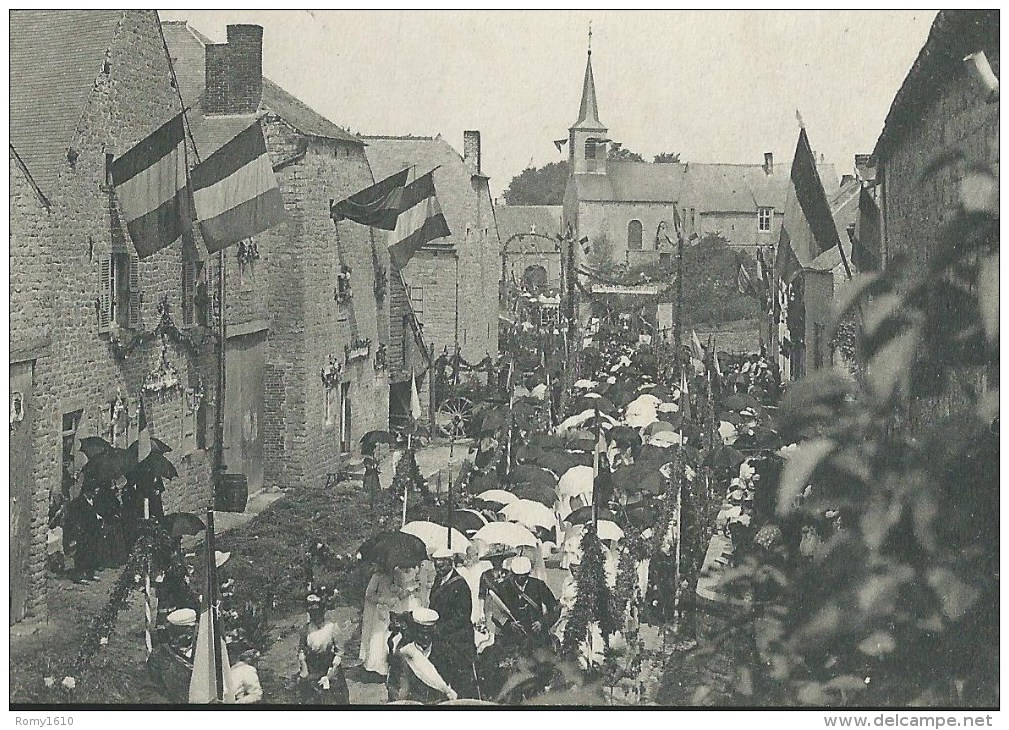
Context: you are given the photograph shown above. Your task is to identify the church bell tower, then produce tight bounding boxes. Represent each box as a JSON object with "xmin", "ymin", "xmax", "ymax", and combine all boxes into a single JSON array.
[{"xmin": 569, "ymin": 29, "xmax": 609, "ymax": 176}]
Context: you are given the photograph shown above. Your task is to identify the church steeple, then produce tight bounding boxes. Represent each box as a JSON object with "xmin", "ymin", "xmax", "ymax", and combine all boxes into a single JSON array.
[
  {"xmin": 573, "ymin": 29, "xmax": 603, "ymax": 129},
  {"xmin": 569, "ymin": 25, "xmax": 608, "ymax": 175}
]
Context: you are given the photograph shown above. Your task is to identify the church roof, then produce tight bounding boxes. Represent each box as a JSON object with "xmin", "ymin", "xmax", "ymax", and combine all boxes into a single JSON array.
[
  {"xmin": 496, "ymin": 206, "xmax": 563, "ymax": 243},
  {"xmin": 572, "ymin": 161, "xmax": 692, "ymax": 203},
  {"xmin": 572, "ymin": 52, "xmax": 605, "ymax": 130},
  {"xmin": 9, "ymin": 9, "xmax": 129, "ymax": 195}
]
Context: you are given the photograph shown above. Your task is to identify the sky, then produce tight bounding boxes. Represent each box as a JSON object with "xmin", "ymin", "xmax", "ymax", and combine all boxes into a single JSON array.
[{"xmin": 159, "ymin": 10, "xmax": 936, "ymax": 193}]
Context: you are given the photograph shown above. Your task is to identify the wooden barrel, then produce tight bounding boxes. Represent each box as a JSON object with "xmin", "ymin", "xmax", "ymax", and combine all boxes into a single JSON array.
[{"xmin": 216, "ymin": 473, "xmax": 249, "ymax": 513}]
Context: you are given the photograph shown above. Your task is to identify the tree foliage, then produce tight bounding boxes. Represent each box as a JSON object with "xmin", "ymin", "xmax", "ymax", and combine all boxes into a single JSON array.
[
  {"xmin": 502, "ymin": 161, "xmax": 569, "ymax": 206},
  {"xmin": 608, "ymin": 145, "xmax": 644, "ymax": 162},
  {"xmin": 653, "ymin": 152, "xmax": 682, "ymax": 163},
  {"xmin": 734, "ymin": 163, "xmax": 999, "ymax": 706}
]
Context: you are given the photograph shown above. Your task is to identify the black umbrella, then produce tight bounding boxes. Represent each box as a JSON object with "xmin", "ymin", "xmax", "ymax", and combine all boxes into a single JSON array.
[
  {"xmin": 565, "ymin": 506, "xmax": 618, "ymax": 525},
  {"xmin": 361, "ymin": 430, "xmax": 397, "ymax": 454},
  {"xmin": 703, "ymin": 444, "xmax": 746, "ymax": 470},
  {"xmin": 722, "ymin": 394, "xmax": 762, "ymax": 412},
  {"xmin": 79, "ymin": 436, "xmax": 114, "ymax": 461},
  {"xmin": 126, "ymin": 451, "xmax": 179, "ymax": 485},
  {"xmin": 82, "ymin": 446, "xmax": 133, "ymax": 485},
  {"xmin": 534, "ymin": 451, "xmax": 582, "ymax": 475},
  {"xmin": 528, "ymin": 433, "xmax": 565, "ymax": 449},
  {"xmin": 447, "ymin": 509, "xmax": 488, "ymax": 537},
  {"xmin": 471, "ymin": 406, "xmax": 508, "ymax": 435},
  {"xmin": 607, "ymin": 426, "xmax": 642, "ymax": 450},
  {"xmin": 622, "ymin": 499, "xmax": 659, "ymax": 528},
  {"xmin": 164, "ymin": 512, "xmax": 206, "ymax": 538},
  {"xmin": 504, "ymin": 465, "xmax": 557, "ymax": 488},
  {"xmin": 358, "ymin": 531, "xmax": 428, "ymax": 571},
  {"xmin": 510, "ymin": 482, "xmax": 556, "ymax": 507},
  {"xmin": 575, "ymin": 396, "xmax": 617, "ymax": 416},
  {"xmin": 514, "ymin": 444, "xmax": 544, "ymax": 464}
]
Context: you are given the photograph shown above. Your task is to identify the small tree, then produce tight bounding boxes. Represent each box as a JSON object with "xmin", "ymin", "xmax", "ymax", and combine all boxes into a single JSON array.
[{"xmin": 653, "ymin": 152, "xmax": 682, "ymax": 163}]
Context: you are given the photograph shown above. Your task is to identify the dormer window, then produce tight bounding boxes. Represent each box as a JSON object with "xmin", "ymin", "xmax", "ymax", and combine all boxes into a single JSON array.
[{"xmin": 758, "ymin": 207, "xmax": 773, "ymax": 232}]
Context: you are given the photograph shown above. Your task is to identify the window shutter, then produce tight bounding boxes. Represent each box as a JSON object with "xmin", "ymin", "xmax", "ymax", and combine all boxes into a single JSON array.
[
  {"xmin": 127, "ymin": 254, "xmax": 141, "ymax": 329},
  {"xmin": 182, "ymin": 261, "xmax": 195, "ymax": 326},
  {"xmin": 98, "ymin": 255, "xmax": 112, "ymax": 333}
]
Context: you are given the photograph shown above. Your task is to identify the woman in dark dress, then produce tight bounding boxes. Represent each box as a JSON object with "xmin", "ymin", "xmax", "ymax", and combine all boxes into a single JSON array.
[{"xmin": 297, "ymin": 594, "xmax": 349, "ymax": 705}]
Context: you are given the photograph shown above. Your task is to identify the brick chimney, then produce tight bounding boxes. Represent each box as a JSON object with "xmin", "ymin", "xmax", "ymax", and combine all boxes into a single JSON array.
[
  {"xmin": 464, "ymin": 131, "xmax": 482, "ymax": 176},
  {"xmin": 763, "ymin": 152, "xmax": 773, "ymax": 175},
  {"xmin": 204, "ymin": 24, "xmax": 263, "ymax": 116}
]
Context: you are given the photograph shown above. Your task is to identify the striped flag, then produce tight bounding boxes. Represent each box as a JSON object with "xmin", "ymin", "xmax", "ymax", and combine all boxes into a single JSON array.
[
  {"xmin": 192, "ymin": 122, "xmax": 285, "ymax": 253},
  {"xmin": 690, "ymin": 329, "xmax": 705, "ymax": 362},
  {"xmin": 110, "ymin": 113, "xmax": 190, "ymax": 259},
  {"xmin": 331, "ymin": 168, "xmax": 451, "ymax": 270},
  {"xmin": 387, "ymin": 170, "xmax": 451, "ymax": 269},
  {"xmin": 137, "ymin": 396, "xmax": 152, "ymax": 463},
  {"xmin": 409, "ymin": 370, "xmax": 422, "ymax": 421}
]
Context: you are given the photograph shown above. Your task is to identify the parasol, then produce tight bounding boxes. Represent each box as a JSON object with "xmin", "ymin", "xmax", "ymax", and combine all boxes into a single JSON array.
[
  {"xmin": 510, "ymin": 482, "xmax": 556, "ymax": 507},
  {"xmin": 361, "ymin": 430, "xmax": 397, "ymax": 454},
  {"xmin": 79, "ymin": 436, "xmax": 114, "ymax": 460},
  {"xmin": 81, "ymin": 446, "xmax": 134, "ymax": 484},
  {"xmin": 447, "ymin": 508, "xmax": 489, "ymax": 537},
  {"xmin": 401, "ymin": 521, "xmax": 470, "ymax": 555},
  {"xmin": 500, "ymin": 499, "xmax": 556, "ymax": 530},
  {"xmin": 358, "ymin": 531, "xmax": 428, "ymax": 570},
  {"xmin": 565, "ymin": 506, "xmax": 618, "ymax": 525},
  {"xmin": 126, "ymin": 451, "xmax": 179, "ymax": 484},
  {"xmin": 164, "ymin": 512, "xmax": 206, "ymax": 538},
  {"xmin": 472, "ymin": 521, "xmax": 538, "ymax": 549},
  {"xmin": 596, "ymin": 520, "xmax": 625, "ymax": 542},
  {"xmin": 621, "ymin": 499, "xmax": 659, "ymax": 528},
  {"xmin": 504, "ymin": 464, "xmax": 557, "ymax": 488},
  {"xmin": 644, "ymin": 420, "xmax": 679, "ymax": 435},
  {"xmin": 607, "ymin": 425, "xmax": 642, "ymax": 449},
  {"xmin": 722, "ymin": 394, "xmax": 762, "ymax": 412},
  {"xmin": 475, "ymin": 489, "xmax": 519, "ymax": 506},
  {"xmin": 557, "ymin": 465, "xmax": 594, "ymax": 499},
  {"xmin": 575, "ymin": 395, "xmax": 617, "ymax": 415}
]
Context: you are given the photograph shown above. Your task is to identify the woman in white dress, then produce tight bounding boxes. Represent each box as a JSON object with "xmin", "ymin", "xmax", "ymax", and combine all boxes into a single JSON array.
[{"xmin": 359, "ymin": 561, "xmax": 434, "ymax": 677}]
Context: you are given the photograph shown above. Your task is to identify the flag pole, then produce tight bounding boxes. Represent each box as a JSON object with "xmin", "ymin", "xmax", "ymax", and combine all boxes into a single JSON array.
[
  {"xmin": 206, "ymin": 510, "xmax": 224, "ymax": 702},
  {"xmin": 143, "ymin": 498, "xmax": 153, "ymax": 655}
]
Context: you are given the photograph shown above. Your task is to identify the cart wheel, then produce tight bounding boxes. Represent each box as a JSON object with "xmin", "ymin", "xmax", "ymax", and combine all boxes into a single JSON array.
[{"xmin": 436, "ymin": 397, "xmax": 473, "ymax": 438}]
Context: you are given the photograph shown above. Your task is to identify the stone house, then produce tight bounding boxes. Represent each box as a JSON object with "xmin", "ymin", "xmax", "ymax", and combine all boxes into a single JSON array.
[
  {"xmin": 9, "ymin": 145, "xmax": 57, "ymax": 623},
  {"xmin": 561, "ymin": 49, "xmax": 837, "ymax": 266},
  {"xmin": 871, "ymin": 9, "xmax": 999, "ymax": 428},
  {"xmin": 364, "ymin": 133, "xmax": 501, "ymax": 386},
  {"xmin": 164, "ymin": 21, "xmax": 404, "ymax": 490},
  {"xmin": 9, "ymin": 10, "xmax": 220, "ymax": 619}
]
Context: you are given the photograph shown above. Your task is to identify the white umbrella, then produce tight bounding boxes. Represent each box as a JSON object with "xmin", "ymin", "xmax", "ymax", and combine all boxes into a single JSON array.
[
  {"xmin": 628, "ymin": 393, "xmax": 661, "ymax": 408},
  {"xmin": 500, "ymin": 499, "xmax": 556, "ymax": 530},
  {"xmin": 556, "ymin": 409, "xmax": 617, "ymax": 433},
  {"xmin": 657, "ymin": 402, "xmax": 679, "ymax": 413},
  {"xmin": 649, "ymin": 430, "xmax": 683, "ymax": 448},
  {"xmin": 401, "ymin": 521, "xmax": 471, "ymax": 555},
  {"xmin": 476, "ymin": 489, "xmax": 519, "ymax": 506},
  {"xmin": 597, "ymin": 520, "xmax": 625, "ymax": 542},
  {"xmin": 473, "ymin": 521, "xmax": 539, "ymax": 549},
  {"xmin": 718, "ymin": 421, "xmax": 738, "ymax": 445},
  {"xmin": 574, "ymin": 379, "xmax": 597, "ymax": 389},
  {"xmin": 557, "ymin": 465, "xmax": 594, "ymax": 499}
]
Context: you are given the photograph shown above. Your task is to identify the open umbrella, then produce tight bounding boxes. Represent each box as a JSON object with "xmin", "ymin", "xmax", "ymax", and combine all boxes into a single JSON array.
[
  {"xmin": 361, "ymin": 430, "xmax": 397, "ymax": 453},
  {"xmin": 607, "ymin": 425, "xmax": 642, "ymax": 449},
  {"xmin": 645, "ymin": 420, "xmax": 679, "ymax": 436},
  {"xmin": 566, "ymin": 438, "xmax": 597, "ymax": 453},
  {"xmin": 621, "ymin": 499, "xmax": 659, "ymax": 528},
  {"xmin": 470, "ymin": 406, "xmax": 509, "ymax": 436},
  {"xmin": 504, "ymin": 465, "xmax": 557, "ymax": 488},
  {"xmin": 500, "ymin": 499, "xmax": 556, "ymax": 530},
  {"xmin": 401, "ymin": 521, "xmax": 470, "ymax": 555},
  {"xmin": 473, "ymin": 521, "xmax": 538, "ymax": 549},
  {"xmin": 447, "ymin": 508, "xmax": 488, "ymax": 537},
  {"xmin": 79, "ymin": 436, "xmax": 114, "ymax": 461},
  {"xmin": 358, "ymin": 531, "xmax": 428, "ymax": 570},
  {"xmin": 475, "ymin": 489, "xmax": 519, "ymax": 506},
  {"xmin": 510, "ymin": 482, "xmax": 556, "ymax": 507},
  {"xmin": 126, "ymin": 451, "xmax": 179, "ymax": 484},
  {"xmin": 704, "ymin": 444, "xmax": 746, "ymax": 470},
  {"xmin": 597, "ymin": 520, "xmax": 625, "ymax": 542},
  {"xmin": 513, "ymin": 444, "xmax": 544, "ymax": 464},
  {"xmin": 164, "ymin": 512, "xmax": 206, "ymax": 538},
  {"xmin": 528, "ymin": 433, "xmax": 565, "ymax": 450},
  {"xmin": 575, "ymin": 395, "xmax": 617, "ymax": 415},
  {"xmin": 722, "ymin": 394, "xmax": 761, "ymax": 412},
  {"xmin": 565, "ymin": 506, "xmax": 618, "ymax": 525},
  {"xmin": 82, "ymin": 446, "xmax": 133, "ymax": 484},
  {"xmin": 557, "ymin": 465, "xmax": 594, "ymax": 500}
]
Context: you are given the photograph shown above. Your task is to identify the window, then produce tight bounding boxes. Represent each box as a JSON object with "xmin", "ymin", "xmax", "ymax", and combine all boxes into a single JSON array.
[
  {"xmin": 758, "ymin": 207, "xmax": 773, "ymax": 232},
  {"xmin": 585, "ymin": 138, "xmax": 598, "ymax": 172},
  {"xmin": 182, "ymin": 260, "xmax": 208, "ymax": 327},
  {"xmin": 409, "ymin": 285, "xmax": 424, "ymax": 325},
  {"xmin": 627, "ymin": 220, "xmax": 643, "ymax": 251},
  {"xmin": 324, "ymin": 386, "xmax": 334, "ymax": 426},
  {"xmin": 98, "ymin": 253, "xmax": 140, "ymax": 332}
]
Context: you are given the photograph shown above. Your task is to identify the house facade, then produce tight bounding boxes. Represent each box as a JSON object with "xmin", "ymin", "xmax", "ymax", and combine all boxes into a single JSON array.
[
  {"xmin": 165, "ymin": 21, "xmax": 398, "ymax": 490},
  {"xmin": 871, "ymin": 9, "xmax": 999, "ymax": 427},
  {"xmin": 9, "ymin": 10, "xmax": 221, "ymax": 620},
  {"xmin": 364, "ymin": 134, "xmax": 501, "ymax": 374},
  {"xmin": 496, "ymin": 205, "xmax": 563, "ymax": 291}
]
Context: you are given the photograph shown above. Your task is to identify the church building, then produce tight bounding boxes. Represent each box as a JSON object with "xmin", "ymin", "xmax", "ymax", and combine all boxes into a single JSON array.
[{"xmin": 562, "ymin": 47, "xmax": 836, "ymax": 267}]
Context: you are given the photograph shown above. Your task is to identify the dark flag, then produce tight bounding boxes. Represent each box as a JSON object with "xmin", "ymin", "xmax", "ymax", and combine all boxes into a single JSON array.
[
  {"xmin": 110, "ymin": 113, "xmax": 189, "ymax": 258},
  {"xmin": 330, "ymin": 168, "xmax": 411, "ymax": 230}
]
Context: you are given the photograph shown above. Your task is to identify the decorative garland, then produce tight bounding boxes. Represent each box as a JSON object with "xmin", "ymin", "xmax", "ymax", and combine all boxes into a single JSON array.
[
  {"xmin": 561, "ymin": 522, "xmax": 619, "ymax": 665},
  {"xmin": 143, "ymin": 341, "xmax": 181, "ymax": 396},
  {"xmin": 335, "ymin": 266, "xmax": 353, "ymax": 304},
  {"xmin": 41, "ymin": 519, "xmax": 176, "ymax": 699},
  {"xmin": 345, "ymin": 337, "xmax": 371, "ymax": 364},
  {"xmin": 321, "ymin": 355, "xmax": 343, "ymax": 389},
  {"xmin": 107, "ymin": 296, "xmax": 214, "ymax": 362}
]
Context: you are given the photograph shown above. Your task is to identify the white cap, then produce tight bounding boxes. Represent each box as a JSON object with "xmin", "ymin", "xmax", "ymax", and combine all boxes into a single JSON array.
[
  {"xmin": 431, "ymin": 547, "xmax": 455, "ymax": 560},
  {"xmin": 167, "ymin": 608, "xmax": 197, "ymax": 627},
  {"xmin": 215, "ymin": 551, "xmax": 231, "ymax": 568},
  {"xmin": 411, "ymin": 608, "xmax": 440, "ymax": 626},
  {"xmin": 508, "ymin": 556, "xmax": 532, "ymax": 575}
]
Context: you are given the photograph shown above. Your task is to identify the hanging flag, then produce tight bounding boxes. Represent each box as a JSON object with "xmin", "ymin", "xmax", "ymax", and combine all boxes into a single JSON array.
[
  {"xmin": 679, "ymin": 369, "xmax": 692, "ymax": 421},
  {"xmin": 191, "ymin": 121, "xmax": 285, "ymax": 253},
  {"xmin": 330, "ymin": 168, "xmax": 411, "ymax": 230},
  {"xmin": 189, "ymin": 513, "xmax": 234, "ymax": 704},
  {"xmin": 736, "ymin": 262, "xmax": 758, "ymax": 299},
  {"xmin": 409, "ymin": 371, "xmax": 422, "ymax": 421},
  {"xmin": 137, "ymin": 396, "xmax": 152, "ymax": 463},
  {"xmin": 386, "ymin": 170, "xmax": 451, "ymax": 270},
  {"xmin": 689, "ymin": 329, "xmax": 705, "ymax": 363},
  {"xmin": 110, "ymin": 113, "xmax": 189, "ymax": 259},
  {"xmin": 553, "ymin": 138, "xmax": 568, "ymax": 153}
]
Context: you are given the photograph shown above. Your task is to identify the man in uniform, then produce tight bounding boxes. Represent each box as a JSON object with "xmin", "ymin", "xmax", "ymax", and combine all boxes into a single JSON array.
[
  {"xmin": 428, "ymin": 549, "xmax": 478, "ymax": 698},
  {"xmin": 387, "ymin": 608, "xmax": 458, "ymax": 703}
]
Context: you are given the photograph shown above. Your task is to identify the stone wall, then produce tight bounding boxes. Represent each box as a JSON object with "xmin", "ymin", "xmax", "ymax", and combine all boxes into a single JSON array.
[
  {"xmin": 47, "ymin": 10, "xmax": 217, "ymax": 518},
  {"xmin": 699, "ymin": 211, "xmax": 781, "ymax": 255},
  {"xmin": 9, "ymin": 152, "xmax": 58, "ymax": 621}
]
